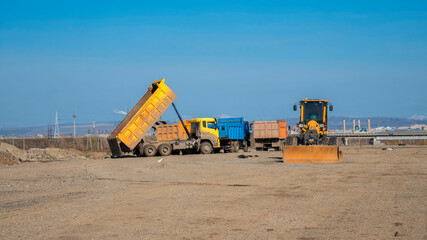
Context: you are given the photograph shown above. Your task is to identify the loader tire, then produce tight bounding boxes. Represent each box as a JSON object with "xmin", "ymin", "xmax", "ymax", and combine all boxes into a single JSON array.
[
  {"xmin": 327, "ymin": 137, "xmax": 338, "ymax": 145},
  {"xmin": 285, "ymin": 136, "xmax": 298, "ymax": 146},
  {"xmin": 158, "ymin": 144, "xmax": 172, "ymax": 156},
  {"xmin": 144, "ymin": 145, "xmax": 157, "ymax": 157},
  {"xmin": 200, "ymin": 142, "xmax": 213, "ymax": 154}
]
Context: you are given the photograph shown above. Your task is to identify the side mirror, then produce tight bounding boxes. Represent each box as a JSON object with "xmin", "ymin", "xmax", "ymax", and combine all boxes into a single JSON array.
[
  {"xmin": 293, "ymin": 105, "xmax": 297, "ymax": 111},
  {"xmin": 329, "ymin": 105, "xmax": 334, "ymax": 111}
]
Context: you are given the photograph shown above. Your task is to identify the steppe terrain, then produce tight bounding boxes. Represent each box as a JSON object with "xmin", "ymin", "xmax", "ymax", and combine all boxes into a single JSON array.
[{"xmin": 1, "ymin": 146, "xmax": 426, "ymax": 239}]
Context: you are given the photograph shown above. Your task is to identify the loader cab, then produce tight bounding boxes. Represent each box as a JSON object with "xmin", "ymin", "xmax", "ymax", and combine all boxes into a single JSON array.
[{"xmin": 294, "ymin": 99, "xmax": 332, "ymax": 126}]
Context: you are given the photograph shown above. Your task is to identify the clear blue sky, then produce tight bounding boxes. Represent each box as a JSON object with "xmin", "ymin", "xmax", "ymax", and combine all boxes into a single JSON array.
[{"xmin": 1, "ymin": 0, "xmax": 426, "ymax": 128}]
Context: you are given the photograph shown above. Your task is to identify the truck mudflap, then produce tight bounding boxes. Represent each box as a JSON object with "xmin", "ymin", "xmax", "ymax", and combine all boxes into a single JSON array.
[{"xmin": 283, "ymin": 145, "xmax": 343, "ymax": 163}]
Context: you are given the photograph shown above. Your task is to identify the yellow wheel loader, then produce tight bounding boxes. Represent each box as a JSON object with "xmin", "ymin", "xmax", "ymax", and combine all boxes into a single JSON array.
[{"xmin": 283, "ymin": 99, "xmax": 342, "ymax": 163}]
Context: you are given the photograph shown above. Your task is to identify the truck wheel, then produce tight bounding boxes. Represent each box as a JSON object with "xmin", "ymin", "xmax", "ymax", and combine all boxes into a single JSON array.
[
  {"xmin": 144, "ymin": 145, "xmax": 157, "ymax": 157},
  {"xmin": 200, "ymin": 142, "xmax": 213, "ymax": 154},
  {"xmin": 243, "ymin": 140, "xmax": 249, "ymax": 152},
  {"xmin": 229, "ymin": 141, "xmax": 235, "ymax": 153},
  {"xmin": 158, "ymin": 144, "xmax": 172, "ymax": 156},
  {"xmin": 234, "ymin": 141, "xmax": 240, "ymax": 153}
]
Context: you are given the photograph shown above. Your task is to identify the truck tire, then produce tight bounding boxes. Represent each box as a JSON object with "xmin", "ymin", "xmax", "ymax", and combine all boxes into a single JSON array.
[
  {"xmin": 144, "ymin": 145, "xmax": 157, "ymax": 157},
  {"xmin": 200, "ymin": 142, "xmax": 213, "ymax": 154},
  {"xmin": 243, "ymin": 140, "xmax": 249, "ymax": 152},
  {"xmin": 233, "ymin": 141, "xmax": 240, "ymax": 153},
  {"xmin": 229, "ymin": 141, "xmax": 235, "ymax": 153},
  {"xmin": 158, "ymin": 144, "xmax": 172, "ymax": 156}
]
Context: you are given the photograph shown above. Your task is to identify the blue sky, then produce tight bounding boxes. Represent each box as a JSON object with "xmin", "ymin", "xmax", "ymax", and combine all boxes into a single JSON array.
[{"xmin": 1, "ymin": 0, "xmax": 426, "ymax": 128}]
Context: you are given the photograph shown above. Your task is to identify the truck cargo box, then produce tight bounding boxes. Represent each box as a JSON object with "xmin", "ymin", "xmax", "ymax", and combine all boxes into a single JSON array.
[
  {"xmin": 108, "ymin": 79, "xmax": 177, "ymax": 156},
  {"xmin": 156, "ymin": 121, "xmax": 191, "ymax": 142},
  {"xmin": 253, "ymin": 120, "xmax": 287, "ymax": 139},
  {"xmin": 217, "ymin": 117, "xmax": 249, "ymax": 140}
]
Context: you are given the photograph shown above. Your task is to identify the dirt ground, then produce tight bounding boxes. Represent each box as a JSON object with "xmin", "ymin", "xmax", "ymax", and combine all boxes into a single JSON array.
[{"xmin": 0, "ymin": 146, "xmax": 426, "ymax": 240}]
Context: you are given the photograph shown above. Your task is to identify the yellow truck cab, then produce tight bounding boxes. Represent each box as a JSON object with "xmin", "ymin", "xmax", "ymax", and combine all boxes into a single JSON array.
[{"xmin": 190, "ymin": 118, "xmax": 221, "ymax": 154}]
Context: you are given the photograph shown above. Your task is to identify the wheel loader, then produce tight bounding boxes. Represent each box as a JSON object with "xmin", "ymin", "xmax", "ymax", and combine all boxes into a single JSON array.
[{"xmin": 283, "ymin": 99, "xmax": 342, "ymax": 163}]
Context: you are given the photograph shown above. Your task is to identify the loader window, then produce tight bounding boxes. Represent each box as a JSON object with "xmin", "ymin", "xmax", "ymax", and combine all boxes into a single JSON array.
[
  {"xmin": 303, "ymin": 102, "xmax": 324, "ymax": 123},
  {"xmin": 203, "ymin": 121, "xmax": 207, "ymax": 128}
]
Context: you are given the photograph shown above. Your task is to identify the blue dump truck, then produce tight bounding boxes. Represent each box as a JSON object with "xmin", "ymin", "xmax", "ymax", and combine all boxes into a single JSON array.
[{"xmin": 217, "ymin": 117, "xmax": 251, "ymax": 152}]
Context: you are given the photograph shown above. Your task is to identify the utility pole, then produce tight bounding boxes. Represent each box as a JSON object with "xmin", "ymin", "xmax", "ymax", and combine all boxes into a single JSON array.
[
  {"xmin": 72, "ymin": 113, "xmax": 76, "ymax": 138},
  {"xmin": 12, "ymin": 128, "xmax": 14, "ymax": 146},
  {"xmin": 22, "ymin": 130, "xmax": 25, "ymax": 150},
  {"xmin": 54, "ymin": 111, "xmax": 60, "ymax": 138}
]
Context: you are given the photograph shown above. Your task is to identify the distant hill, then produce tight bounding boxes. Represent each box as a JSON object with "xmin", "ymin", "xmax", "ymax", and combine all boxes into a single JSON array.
[
  {"xmin": 0, "ymin": 122, "xmax": 116, "ymax": 137},
  {"xmin": 1, "ymin": 116, "xmax": 426, "ymax": 137}
]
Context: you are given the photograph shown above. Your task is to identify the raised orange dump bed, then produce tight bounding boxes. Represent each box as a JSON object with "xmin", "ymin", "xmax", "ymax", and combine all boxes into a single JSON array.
[
  {"xmin": 253, "ymin": 120, "xmax": 287, "ymax": 139},
  {"xmin": 108, "ymin": 79, "xmax": 177, "ymax": 156},
  {"xmin": 156, "ymin": 121, "xmax": 191, "ymax": 141}
]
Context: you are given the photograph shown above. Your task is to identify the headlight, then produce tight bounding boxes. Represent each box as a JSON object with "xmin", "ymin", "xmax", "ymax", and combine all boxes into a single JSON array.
[
  {"xmin": 319, "ymin": 124, "xmax": 325, "ymax": 128},
  {"xmin": 298, "ymin": 124, "xmax": 304, "ymax": 128}
]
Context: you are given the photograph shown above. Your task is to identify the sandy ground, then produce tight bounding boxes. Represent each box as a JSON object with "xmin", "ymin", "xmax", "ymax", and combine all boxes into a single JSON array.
[{"xmin": 0, "ymin": 146, "xmax": 426, "ymax": 240}]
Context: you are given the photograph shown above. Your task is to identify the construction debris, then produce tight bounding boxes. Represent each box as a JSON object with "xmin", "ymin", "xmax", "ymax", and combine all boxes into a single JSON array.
[
  {"xmin": 0, "ymin": 142, "xmax": 85, "ymax": 166},
  {"xmin": 237, "ymin": 155, "xmax": 259, "ymax": 159}
]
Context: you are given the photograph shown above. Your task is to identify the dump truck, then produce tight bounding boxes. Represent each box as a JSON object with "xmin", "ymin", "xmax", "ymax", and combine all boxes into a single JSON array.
[
  {"xmin": 283, "ymin": 98, "xmax": 342, "ymax": 163},
  {"xmin": 108, "ymin": 79, "xmax": 221, "ymax": 157},
  {"xmin": 253, "ymin": 120, "xmax": 288, "ymax": 151},
  {"xmin": 217, "ymin": 117, "xmax": 251, "ymax": 152}
]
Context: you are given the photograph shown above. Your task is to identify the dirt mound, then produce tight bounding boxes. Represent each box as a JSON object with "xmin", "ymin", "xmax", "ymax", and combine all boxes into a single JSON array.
[
  {"xmin": 0, "ymin": 151, "xmax": 20, "ymax": 166},
  {"xmin": 0, "ymin": 142, "xmax": 85, "ymax": 165},
  {"xmin": 0, "ymin": 142, "xmax": 25, "ymax": 164},
  {"xmin": 21, "ymin": 148, "xmax": 85, "ymax": 162}
]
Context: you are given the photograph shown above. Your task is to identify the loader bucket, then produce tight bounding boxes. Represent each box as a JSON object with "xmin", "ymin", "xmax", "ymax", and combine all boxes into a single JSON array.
[{"xmin": 283, "ymin": 145, "xmax": 342, "ymax": 163}]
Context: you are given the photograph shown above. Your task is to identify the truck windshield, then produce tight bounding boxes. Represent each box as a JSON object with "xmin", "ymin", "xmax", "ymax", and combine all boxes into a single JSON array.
[
  {"xmin": 207, "ymin": 121, "xmax": 216, "ymax": 129},
  {"xmin": 303, "ymin": 102, "xmax": 324, "ymax": 123}
]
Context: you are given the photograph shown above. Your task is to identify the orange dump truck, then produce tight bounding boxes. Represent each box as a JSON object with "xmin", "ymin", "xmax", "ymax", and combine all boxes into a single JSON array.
[
  {"xmin": 108, "ymin": 79, "xmax": 219, "ymax": 157},
  {"xmin": 253, "ymin": 120, "xmax": 288, "ymax": 151},
  {"xmin": 108, "ymin": 79, "xmax": 182, "ymax": 157},
  {"xmin": 156, "ymin": 121, "xmax": 191, "ymax": 141}
]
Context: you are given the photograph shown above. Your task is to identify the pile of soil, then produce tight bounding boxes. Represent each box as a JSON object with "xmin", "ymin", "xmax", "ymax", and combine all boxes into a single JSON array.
[
  {"xmin": 0, "ymin": 142, "xmax": 24, "ymax": 165},
  {"xmin": 0, "ymin": 142, "xmax": 85, "ymax": 166},
  {"xmin": 0, "ymin": 151, "xmax": 20, "ymax": 166}
]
